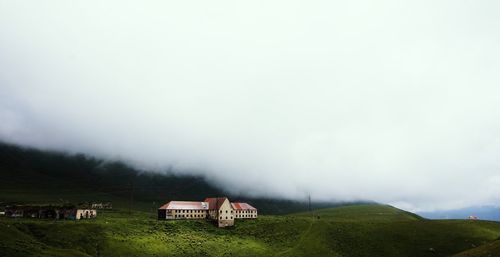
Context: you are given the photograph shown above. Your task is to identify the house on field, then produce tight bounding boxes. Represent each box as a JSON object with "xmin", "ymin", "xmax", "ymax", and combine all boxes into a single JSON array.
[
  {"xmin": 157, "ymin": 197, "xmax": 257, "ymax": 227},
  {"xmin": 231, "ymin": 202, "xmax": 257, "ymax": 219},
  {"xmin": 76, "ymin": 209, "xmax": 97, "ymax": 220},
  {"xmin": 204, "ymin": 197, "xmax": 234, "ymax": 227}
]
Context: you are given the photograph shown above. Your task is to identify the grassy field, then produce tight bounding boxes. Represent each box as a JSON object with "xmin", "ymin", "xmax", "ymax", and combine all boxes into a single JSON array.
[{"xmin": 1, "ymin": 205, "xmax": 500, "ymax": 257}]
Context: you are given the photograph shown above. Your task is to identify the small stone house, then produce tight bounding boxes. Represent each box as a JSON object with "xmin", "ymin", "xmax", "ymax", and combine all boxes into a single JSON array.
[{"xmin": 76, "ymin": 209, "xmax": 97, "ymax": 220}]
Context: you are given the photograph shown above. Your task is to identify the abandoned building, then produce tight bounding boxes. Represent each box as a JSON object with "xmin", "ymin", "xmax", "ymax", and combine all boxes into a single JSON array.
[
  {"xmin": 3, "ymin": 204, "xmax": 97, "ymax": 220},
  {"xmin": 91, "ymin": 202, "xmax": 113, "ymax": 209},
  {"xmin": 231, "ymin": 202, "xmax": 258, "ymax": 219},
  {"xmin": 76, "ymin": 209, "xmax": 97, "ymax": 219},
  {"xmin": 157, "ymin": 197, "xmax": 257, "ymax": 227},
  {"xmin": 157, "ymin": 201, "xmax": 209, "ymax": 220}
]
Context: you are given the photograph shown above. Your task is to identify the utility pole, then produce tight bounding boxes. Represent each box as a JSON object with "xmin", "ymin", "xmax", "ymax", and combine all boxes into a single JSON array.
[
  {"xmin": 152, "ymin": 201, "xmax": 156, "ymax": 219},
  {"xmin": 129, "ymin": 180, "xmax": 134, "ymax": 215},
  {"xmin": 308, "ymin": 193, "xmax": 312, "ymax": 216},
  {"xmin": 216, "ymin": 197, "xmax": 219, "ymax": 225}
]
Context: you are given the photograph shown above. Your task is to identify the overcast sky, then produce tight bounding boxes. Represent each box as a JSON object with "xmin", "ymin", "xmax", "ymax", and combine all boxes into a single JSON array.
[{"xmin": 1, "ymin": 1, "xmax": 499, "ymax": 212}]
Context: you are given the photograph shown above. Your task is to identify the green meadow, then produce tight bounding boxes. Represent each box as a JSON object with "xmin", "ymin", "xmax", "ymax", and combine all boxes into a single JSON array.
[{"xmin": 1, "ymin": 204, "xmax": 500, "ymax": 257}]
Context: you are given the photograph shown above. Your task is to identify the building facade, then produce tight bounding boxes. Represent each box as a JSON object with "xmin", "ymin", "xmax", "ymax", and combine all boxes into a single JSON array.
[
  {"xmin": 76, "ymin": 209, "xmax": 97, "ymax": 220},
  {"xmin": 231, "ymin": 202, "xmax": 257, "ymax": 219},
  {"xmin": 157, "ymin": 201, "xmax": 208, "ymax": 220},
  {"xmin": 204, "ymin": 197, "xmax": 234, "ymax": 227}
]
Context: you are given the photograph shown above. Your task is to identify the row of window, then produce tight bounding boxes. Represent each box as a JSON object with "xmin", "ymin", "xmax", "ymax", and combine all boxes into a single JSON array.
[
  {"xmin": 172, "ymin": 209, "xmax": 256, "ymax": 214},
  {"xmin": 236, "ymin": 210, "xmax": 256, "ymax": 213},
  {"xmin": 176, "ymin": 209, "xmax": 205, "ymax": 213},
  {"xmin": 236, "ymin": 214, "xmax": 256, "ymax": 218},
  {"xmin": 175, "ymin": 214, "xmax": 205, "ymax": 218},
  {"xmin": 173, "ymin": 214, "xmax": 256, "ymax": 219}
]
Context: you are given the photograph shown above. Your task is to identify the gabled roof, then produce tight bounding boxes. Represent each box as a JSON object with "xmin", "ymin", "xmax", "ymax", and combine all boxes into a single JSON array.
[
  {"xmin": 204, "ymin": 197, "xmax": 230, "ymax": 210},
  {"xmin": 158, "ymin": 201, "xmax": 209, "ymax": 210},
  {"xmin": 231, "ymin": 202, "xmax": 257, "ymax": 210}
]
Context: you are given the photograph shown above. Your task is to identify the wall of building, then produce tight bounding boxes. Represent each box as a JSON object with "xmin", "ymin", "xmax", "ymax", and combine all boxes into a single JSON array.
[
  {"xmin": 235, "ymin": 209, "xmax": 258, "ymax": 219},
  {"xmin": 166, "ymin": 209, "xmax": 207, "ymax": 219},
  {"xmin": 217, "ymin": 199, "xmax": 234, "ymax": 227},
  {"xmin": 76, "ymin": 209, "xmax": 97, "ymax": 220}
]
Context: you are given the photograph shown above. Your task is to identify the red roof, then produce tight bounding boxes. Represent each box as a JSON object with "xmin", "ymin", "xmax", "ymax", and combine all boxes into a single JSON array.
[
  {"xmin": 204, "ymin": 197, "xmax": 229, "ymax": 210},
  {"xmin": 158, "ymin": 201, "xmax": 209, "ymax": 210},
  {"xmin": 231, "ymin": 202, "xmax": 257, "ymax": 210}
]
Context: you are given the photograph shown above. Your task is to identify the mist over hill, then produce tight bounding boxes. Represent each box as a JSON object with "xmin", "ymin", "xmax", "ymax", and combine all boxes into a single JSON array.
[{"xmin": 0, "ymin": 141, "xmax": 353, "ymax": 214}]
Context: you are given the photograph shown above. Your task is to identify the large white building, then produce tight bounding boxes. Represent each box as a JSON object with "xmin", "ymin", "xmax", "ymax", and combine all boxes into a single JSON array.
[{"xmin": 158, "ymin": 196, "xmax": 257, "ymax": 227}]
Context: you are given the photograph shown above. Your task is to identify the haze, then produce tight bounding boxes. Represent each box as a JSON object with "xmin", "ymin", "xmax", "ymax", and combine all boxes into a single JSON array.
[{"xmin": 1, "ymin": 1, "xmax": 500, "ymax": 212}]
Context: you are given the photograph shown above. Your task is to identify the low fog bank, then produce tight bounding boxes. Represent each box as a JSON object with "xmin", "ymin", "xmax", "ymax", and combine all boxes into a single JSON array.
[{"xmin": 1, "ymin": 1, "xmax": 500, "ymax": 212}]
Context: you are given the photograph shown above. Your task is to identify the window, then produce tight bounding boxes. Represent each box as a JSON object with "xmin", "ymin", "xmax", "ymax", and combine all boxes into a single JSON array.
[
  {"xmin": 226, "ymin": 210, "xmax": 228, "ymax": 213},
  {"xmin": 226, "ymin": 216, "xmax": 228, "ymax": 219},
  {"xmin": 231, "ymin": 216, "xmax": 233, "ymax": 219}
]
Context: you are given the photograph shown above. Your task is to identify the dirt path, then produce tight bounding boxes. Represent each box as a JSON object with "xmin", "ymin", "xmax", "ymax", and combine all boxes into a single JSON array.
[{"xmin": 273, "ymin": 216, "xmax": 315, "ymax": 257}]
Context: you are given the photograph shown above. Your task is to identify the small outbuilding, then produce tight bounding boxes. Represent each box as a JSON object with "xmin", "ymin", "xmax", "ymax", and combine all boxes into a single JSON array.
[{"xmin": 76, "ymin": 209, "xmax": 97, "ymax": 220}]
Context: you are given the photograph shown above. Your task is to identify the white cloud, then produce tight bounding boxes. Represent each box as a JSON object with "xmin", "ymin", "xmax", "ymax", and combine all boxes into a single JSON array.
[{"xmin": 1, "ymin": 0, "xmax": 499, "ymax": 211}]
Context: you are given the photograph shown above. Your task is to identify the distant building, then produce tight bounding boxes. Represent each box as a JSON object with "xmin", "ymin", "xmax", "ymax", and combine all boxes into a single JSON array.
[
  {"xmin": 231, "ymin": 202, "xmax": 257, "ymax": 219},
  {"xmin": 76, "ymin": 209, "xmax": 97, "ymax": 220},
  {"xmin": 91, "ymin": 202, "xmax": 112, "ymax": 209},
  {"xmin": 157, "ymin": 197, "xmax": 257, "ymax": 227},
  {"xmin": 468, "ymin": 215, "xmax": 479, "ymax": 220},
  {"xmin": 3, "ymin": 204, "xmax": 96, "ymax": 220}
]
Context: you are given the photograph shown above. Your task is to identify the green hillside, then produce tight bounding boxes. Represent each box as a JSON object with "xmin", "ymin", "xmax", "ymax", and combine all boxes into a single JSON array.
[
  {"xmin": 2, "ymin": 205, "xmax": 500, "ymax": 257},
  {"xmin": 294, "ymin": 204, "xmax": 423, "ymax": 221},
  {"xmin": 452, "ymin": 239, "xmax": 500, "ymax": 257}
]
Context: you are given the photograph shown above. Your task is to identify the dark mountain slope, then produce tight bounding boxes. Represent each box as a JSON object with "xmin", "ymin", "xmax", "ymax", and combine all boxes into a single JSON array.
[{"xmin": 0, "ymin": 142, "xmax": 345, "ymax": 214}]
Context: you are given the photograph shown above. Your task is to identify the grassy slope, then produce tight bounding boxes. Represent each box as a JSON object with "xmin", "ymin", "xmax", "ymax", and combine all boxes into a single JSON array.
[
  {"xmin": 2, "ymin": 205, "xmax": 500, "ymax": 257},
  {"xmin": 452, "ymin": 239, "xmax": 500, "ymax": 257}
]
